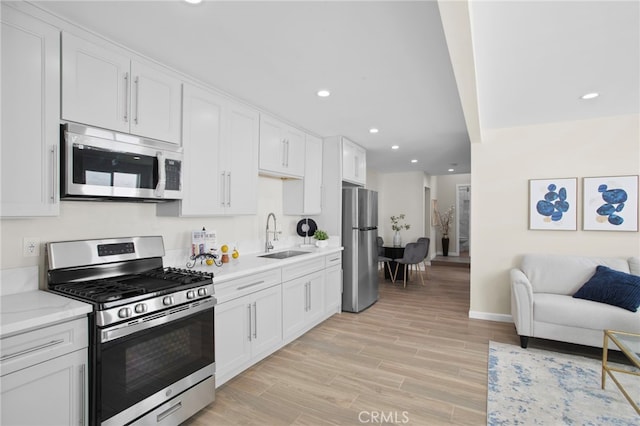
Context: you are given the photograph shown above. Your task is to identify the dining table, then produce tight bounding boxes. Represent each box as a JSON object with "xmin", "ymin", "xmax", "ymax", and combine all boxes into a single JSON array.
[{"xmin": 382, "ymin": 244, "xmax": 407, "ymax": 281}]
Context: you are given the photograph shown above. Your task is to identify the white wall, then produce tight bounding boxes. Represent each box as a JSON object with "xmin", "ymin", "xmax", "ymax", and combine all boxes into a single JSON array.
[
  {"xmin": 470, "ymin": 114, "xmax": 640, "ymax": 319},
  {"xmin": 376, "ymin": 171, "xmax": 428, "ymax": 246},
  {"xmin": 0, "ymin": 176, "xmax": 304, "ymax": 286}
]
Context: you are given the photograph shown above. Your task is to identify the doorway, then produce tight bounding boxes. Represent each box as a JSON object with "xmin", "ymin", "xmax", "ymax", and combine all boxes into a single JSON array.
[{"xmin": 456, "ymin": 184, "xmax": 470, "ymax": 257}]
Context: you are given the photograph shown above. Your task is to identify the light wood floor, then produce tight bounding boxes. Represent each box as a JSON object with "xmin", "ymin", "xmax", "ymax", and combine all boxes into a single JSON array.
[
  {"xmin": 185, "ymin": 265, "xmax": 523, "ymax": 425},
  {"xmin": 186, "ymin": 263, "xmax": 634, "ymax": 425}
]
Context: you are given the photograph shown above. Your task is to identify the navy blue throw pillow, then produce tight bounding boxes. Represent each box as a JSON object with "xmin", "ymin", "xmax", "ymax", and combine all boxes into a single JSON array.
[{"xmin": 573, "ymin": 265, "xmax": 640, "ymax": 312}]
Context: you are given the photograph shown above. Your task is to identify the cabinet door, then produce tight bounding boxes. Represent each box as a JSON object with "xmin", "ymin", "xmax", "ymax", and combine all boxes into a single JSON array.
[
  {"xmin": 214, "ymin": 295, "xmax": 252, "ymax": 386},
  {"xmin": 1, "ymin": 7, "xmax": 60, "ymax": 217},
  {"xmin": 179, "ymin": 84, "xmax": 225, "ymax": 216},
  {"xmin": 282, "ymin": 277, "xmax": 308, "ymax": 341},
  {"xmin": 304, "ymin": 134, "xmax": 323, "ymax": 214},
  {"xmin": 353, "ymin": 144, "xmax": 367, "ymax": 185},
  {"xmin": 0, "ymin": 348, "xmax": 87, "ymax": 426},
  {"xmin": 130, "ymin": 61, "xmax": 182, "ymax": 144},
  {"xmin": 306, "ymin": 271, "xmax": 326, "ymax": 326},
  {"xmin": 61, "ymin": 32, "xmax": 130, "ymax": 134},
  {"xmin": 250, "ymin": 285, "xmax": 282, "ymax": 361},
  {"xmin": 325, "ymin": 264, "xmax": 343, "ymax": 315},
  {"xmin": 283, "ymin": 126, "xmax": 305, "ymax": 178},
  {"xmin": 342, "ymin": 138, "xmax": 356, "ymax": 183},
  {"xmin": 259, "ymin": 114, "xmax": 286, "ymax": 174},
  {"xmin": 225, "ymin": 101, "xmax": 259, "ymax": 215}
]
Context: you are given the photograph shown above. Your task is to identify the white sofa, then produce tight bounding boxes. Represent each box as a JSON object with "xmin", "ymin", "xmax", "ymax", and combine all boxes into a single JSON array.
[{"xmin": 510, "ymin": 254, "xmax": 640, "ymax": 348}]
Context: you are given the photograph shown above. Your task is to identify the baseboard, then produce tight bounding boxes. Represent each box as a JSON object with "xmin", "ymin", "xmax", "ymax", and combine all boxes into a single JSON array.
[{"xmin": 468, "ymin": 310, "xmax": 513, "ymax": 323}]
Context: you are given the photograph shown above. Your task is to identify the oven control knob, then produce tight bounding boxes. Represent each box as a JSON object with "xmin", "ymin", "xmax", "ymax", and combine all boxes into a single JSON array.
[
  {"xmin": 162, "ymin": 296, "xmax": 174, "ymax": 306},
  {"xmin": 197, "ymin": 288, "xmax": 208, "ymax": 297},
  {"xmin": 118, "ymin": 307, "xmax": 132, "ymax": 318},
  {"xmin": 134, "ymin": 303, "xmax": 147, "ymax": 314},
  {"xmin": 187, "ymin": 290, "xmax": 196, "ymax": 299}
]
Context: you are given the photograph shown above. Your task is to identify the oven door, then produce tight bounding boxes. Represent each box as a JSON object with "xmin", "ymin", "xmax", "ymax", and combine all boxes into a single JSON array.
[
  {"xmin": 62, "ymin": 127, "xmax": 183, "ymax": 201},
  {"xmin": 97, "ymin": 299, "xmax": 214, "ymax": 426}
]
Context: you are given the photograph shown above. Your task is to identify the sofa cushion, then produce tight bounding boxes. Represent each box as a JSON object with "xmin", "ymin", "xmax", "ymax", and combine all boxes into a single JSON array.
[
  {"xmin": 534, "ymin": 293, "xmax": 640, "ymax": 332},
  {"xmin": 521, "ymin": 254, "xmax": 631, "ymax": 295},
  {"xmin": 573, "ymin": 266, "xmax": 640, "ymax": 312}
]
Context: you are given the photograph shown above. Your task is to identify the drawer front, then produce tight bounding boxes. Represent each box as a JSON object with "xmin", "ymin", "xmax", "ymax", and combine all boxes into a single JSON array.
[
  {"xmin": 214, "ymin": 269, "xmax": 282, "ymax": 304},
  {"xmin": 325, "ymin": 253, "xmax": 342, "ymax": 268},
  {"xmin": 0, "ymin": 317, "xmax": 88, "ymax": 376},
  {"xmin": 282, "ymin": 257, "xmax": 324, "ymax": 282}
]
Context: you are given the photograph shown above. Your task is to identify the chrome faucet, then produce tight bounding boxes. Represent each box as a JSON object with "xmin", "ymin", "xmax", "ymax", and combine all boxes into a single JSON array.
[{"xmin": 265, "ymin": 212, "xmax": 280, "ymax": 252}]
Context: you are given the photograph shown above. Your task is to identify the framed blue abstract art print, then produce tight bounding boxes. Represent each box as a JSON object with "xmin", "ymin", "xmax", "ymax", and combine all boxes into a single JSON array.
[
  {"xmin": 529, "ymin": 178, "xmax": 577, "ymax": 230},
  {"xmin": 583, "ymin": 175, "xmax": 638, "ymax": 231}
]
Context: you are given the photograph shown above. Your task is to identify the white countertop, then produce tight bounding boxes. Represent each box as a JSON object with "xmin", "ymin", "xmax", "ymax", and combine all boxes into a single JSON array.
[
  {"xmin": 179, "ymin": 246, "xmax": 343, "ymax": 285},
  {"xmin": 0, "ymin": 290, "xmax": 92, "ymax": 338}
]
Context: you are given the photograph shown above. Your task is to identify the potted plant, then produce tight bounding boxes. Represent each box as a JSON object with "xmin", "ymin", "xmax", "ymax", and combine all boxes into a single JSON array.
[
  {"xmin": 313, "ymin": 229, "xmax": 329, "ymax": 248},
  {"xmin": 390, "ymin": 214, "xmax": 410, "ymax": 246},
  {"xmin": 435, "ymin": 205, "xmax": 455, "ymax": 256}
]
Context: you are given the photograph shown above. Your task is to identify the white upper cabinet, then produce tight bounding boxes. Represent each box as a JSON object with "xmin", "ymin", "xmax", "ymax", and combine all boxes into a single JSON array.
[
  {"xmin": 61, "ymin": 32, "xmax": 181, "ymax": 144},
  {"xmin": 157, "ymin": 84, "xmax": 258, "ymax": 217},
  {"xmin": 1, "ymin": 6, "xmax": 60, "ymax": 217},
  {"xmin": 259, "ymin": 114, "xmax": 305, "ymax": 178},
  {"xmin": 342, "ymin": 138, "xmax": 366, "ymax": 186},
  {"xmin": 283, "ymin": 134, "xmax": 323, "ymax": 215}
]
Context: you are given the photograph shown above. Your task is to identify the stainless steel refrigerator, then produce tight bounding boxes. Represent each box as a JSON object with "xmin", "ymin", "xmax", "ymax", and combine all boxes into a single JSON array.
[{"xmin": 342, "ymin": 187, "xmax": 379, "ymax": 313}]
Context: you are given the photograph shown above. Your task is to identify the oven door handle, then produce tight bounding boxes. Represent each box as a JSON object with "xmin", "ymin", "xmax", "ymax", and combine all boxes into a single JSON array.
[{"xmin": 100, "ymin": 298, "xmax": 214, "ymax": 343}]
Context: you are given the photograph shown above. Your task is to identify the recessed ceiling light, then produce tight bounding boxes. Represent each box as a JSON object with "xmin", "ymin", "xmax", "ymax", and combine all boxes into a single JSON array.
[
  {"xmin": 391, "ymin": 145, "xmax": 399, "ymax": 150},
  {"xmin": 369, "ymin": 128, "xmax": 379, "ymax": 134},
  {"xmin": 581, "ymin": 92, "xmax": 599, "ymax": 100},
  {"xmin": 317, "ymin": 90, "xmax": 331, "ymax": 98},
  {"xmin": 411, "ymin": 159, "xmax": 418, "ymax": 163},
  {"xmin": 184, "ymin": 0, "xmax": 202, "ymax": 4},
  {"xmin": 448, "ymin": 168, "xmax": 454, "ymax": 172}
]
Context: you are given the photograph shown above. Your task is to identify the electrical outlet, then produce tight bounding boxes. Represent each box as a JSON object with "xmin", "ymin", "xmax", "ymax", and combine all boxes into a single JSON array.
[{"xmin": 23, "ymin": 237, "xmax": 40, "ymax": 257}]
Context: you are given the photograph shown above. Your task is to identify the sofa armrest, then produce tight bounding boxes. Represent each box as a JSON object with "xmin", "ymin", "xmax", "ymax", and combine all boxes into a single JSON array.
[{"xmin": 510, "ymin": 268, "xmax": 534, "ymax": 336}]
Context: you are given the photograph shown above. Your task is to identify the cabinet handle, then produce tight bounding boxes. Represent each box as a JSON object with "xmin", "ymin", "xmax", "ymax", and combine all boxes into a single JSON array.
[
  {"xmin": 134, "ymin": 76, "xmax": 140, "ymax": 125},
  {"xmin": 305, "ymin": 282, "xmax": 310, "ymax": 312},
  {"xmin": 79, "ymin": 364, "xmax": 85, "ymax": 426},
  {"xmin": 50, "ymin": 146, "xmax": 57, "ymax": 202},
  {"xmin": 253, "ymin": 302, "xmax": 257, "ymax": 339},
  {"xmin": 285, "ymin": 139, "xmax": 290, "ymax": 167},
  {"xmin": 282, "ymin": 139, "xmax": 287, "ymax": 167},
  {"xmin": 227, "ymin": 172, "xmax": 231, "ymax": 207},
  {"xmin": 308, "ymin": 282, "xmax": 312, "ymax": 312},
  {"xmin": 220, "ymin": 172, "xmax": 226, "ymax": 206},
  {"xmin": 0, "ymin": 338, "xmax": 65, "ymax": 361},
  {"xmin": 247, "ymin": 304, "xmax": 252, "ymax": 341},
  {"xmin": 157, "ymin": 401, "xmax": 182, "ymax": 422},
  {"xmin": 123, "ymin": 72, "xmax": 129, "ymax": 123},
  {"xmin": 329, "ymin": 257, "xmax": 340, "ymax": 262},
  {"xmin": 237, "ymin": 280, "xmax": 265, "ymax": 291}
]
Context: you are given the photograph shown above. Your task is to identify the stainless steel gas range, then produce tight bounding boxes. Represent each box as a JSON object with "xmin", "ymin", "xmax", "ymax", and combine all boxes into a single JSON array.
[{"xmin": 46, "ymin": 236, "xmax": 215, "ymax": 426}]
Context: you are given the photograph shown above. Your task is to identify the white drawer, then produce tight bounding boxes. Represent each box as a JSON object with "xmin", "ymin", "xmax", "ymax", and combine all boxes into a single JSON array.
[
  {"xmin": 214, "ymin": 269, "xmax": 282, "ymax": 304},
  {"xmin": 0, "ymin": 317, "xmax": 88, "ymax": 376},
  {"xmin": 282, "ymin": 257, "xmax": 324, "ymax": 282},
  {"xmin": 325, "ymin": 253, "xmax": 342, "ymax": 268}
]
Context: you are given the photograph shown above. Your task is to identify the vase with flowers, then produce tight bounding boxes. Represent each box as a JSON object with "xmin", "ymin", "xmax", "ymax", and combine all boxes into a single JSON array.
[
  {"xmin": 390, "ymin": 214, "xmax": 410, "ymax": 247},
  {"xmin": 435, "ymin": 205, "xmax": 455, "ymax": 256}
]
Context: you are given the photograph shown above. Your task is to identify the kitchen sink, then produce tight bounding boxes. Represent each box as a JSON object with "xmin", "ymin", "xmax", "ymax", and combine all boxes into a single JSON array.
[{"xmin": 258, "ymin": 250, "xmax": 310, "ymax": 260}]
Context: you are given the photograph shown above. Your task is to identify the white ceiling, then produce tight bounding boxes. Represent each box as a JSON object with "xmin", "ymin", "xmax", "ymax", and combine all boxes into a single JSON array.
[{"xmin": 31, "ymin": 1, "xmax": 639, "ymax": 176}]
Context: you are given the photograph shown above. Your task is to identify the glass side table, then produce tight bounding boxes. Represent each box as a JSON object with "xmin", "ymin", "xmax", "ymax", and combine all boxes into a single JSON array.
[{"xmin": 602, "ymin": 329, "xmax": 640, "ymax": 414}]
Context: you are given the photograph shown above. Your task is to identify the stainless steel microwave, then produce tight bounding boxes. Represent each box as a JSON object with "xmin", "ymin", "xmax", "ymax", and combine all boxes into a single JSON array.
[{"xmin": 61, "ymin": 123, "xmax": 183, "ymax": 201}]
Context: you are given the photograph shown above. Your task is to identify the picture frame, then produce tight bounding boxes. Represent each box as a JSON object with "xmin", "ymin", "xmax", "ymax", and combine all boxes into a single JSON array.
[
  {"xmin": 529, "ymin": 178, "xmax": 577, "ymax": 230},
  {"xmin": 583, "ymin": 175, "xmax": 638, "ymax": 231}
]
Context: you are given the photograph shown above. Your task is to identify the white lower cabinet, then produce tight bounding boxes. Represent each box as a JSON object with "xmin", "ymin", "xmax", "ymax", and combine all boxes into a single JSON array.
[
  {"xmin": 324, "ymin": 254, "xmax": 343, "ymax": 315},
  {"xmin": 0, "ymin": 317, "xmax": 89, "ymax": 426},
  {"xmin": 282, "ymin": 270, "xmax": 325, "ymax": 341},
  {"xmin": 214, "ymin": 283, "xmax": 282, "ymax": 387},
  {"xmin": 1, "ymin": 349, "xmax": 88, "ymax": 426}
]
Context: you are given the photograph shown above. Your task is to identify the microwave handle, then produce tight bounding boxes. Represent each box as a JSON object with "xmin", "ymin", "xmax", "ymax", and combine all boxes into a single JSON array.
[{"xmin": 154, "ymin": 151, "xmax": 166, "ymax": 197}]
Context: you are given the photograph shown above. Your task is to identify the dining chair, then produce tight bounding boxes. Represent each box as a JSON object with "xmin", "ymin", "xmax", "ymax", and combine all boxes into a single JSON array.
[
  {"xmin": 392, "ymin": 242, "xmax": 428, "ymax": 288},
  {"xmin": 377, "ymin": 236, "xmax": 393, "ymax": 279},
  {"xmin": 416, "ymin": 237, "xmax": 431, "ymax": 279}
]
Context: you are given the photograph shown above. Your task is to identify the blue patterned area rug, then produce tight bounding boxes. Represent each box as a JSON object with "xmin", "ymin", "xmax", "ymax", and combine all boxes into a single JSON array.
[{"xmin": 487, "ymin": 341, "xmax": 639, "ymax": 425}]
